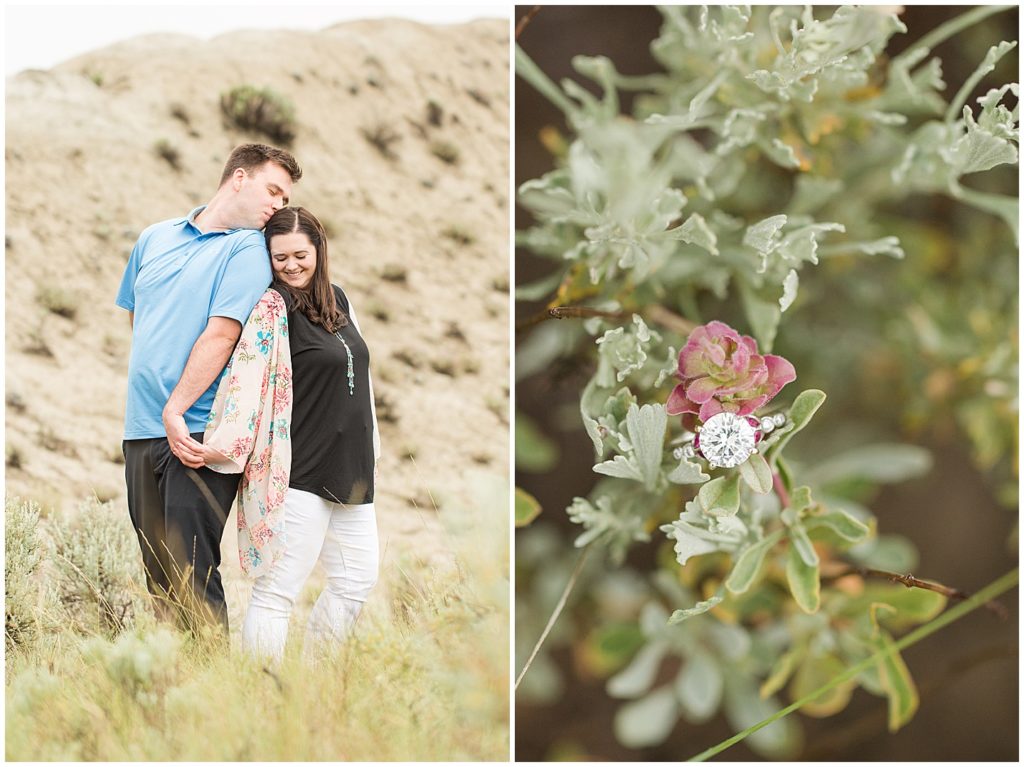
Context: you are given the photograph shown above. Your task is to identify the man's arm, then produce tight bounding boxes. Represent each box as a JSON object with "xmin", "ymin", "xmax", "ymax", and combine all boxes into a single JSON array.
[
  {"xmin": 128, "ymin": 311, "xmax": 134, "ymax": 329},
  {"xmin": 162, "ymin": 316, "xmax": 241, "ymax": 468}
]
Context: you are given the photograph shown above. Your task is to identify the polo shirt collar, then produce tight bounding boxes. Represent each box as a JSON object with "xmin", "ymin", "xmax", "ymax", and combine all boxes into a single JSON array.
[{"xmin": 176, "ymin": 205, "xmax": 244, "ymax": 235}]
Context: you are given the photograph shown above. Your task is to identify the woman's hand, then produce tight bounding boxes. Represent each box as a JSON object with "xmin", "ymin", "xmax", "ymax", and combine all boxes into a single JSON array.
[{"xmin": 198, "ymin": 443, "xmax": 234, "ymax": 469}]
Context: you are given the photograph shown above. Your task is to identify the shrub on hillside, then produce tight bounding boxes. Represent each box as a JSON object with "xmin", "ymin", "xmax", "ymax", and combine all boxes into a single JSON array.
[
  {"xmin": 220, "ymin": 85, "xmax": 296, "ymax": 146},
  {"xmin": 49, "ymin": 497, "xmax": 147, "ymax": 636},
  {"xmin": 6, "ymin": 498, "xmax": 49, "ymax": 655}
]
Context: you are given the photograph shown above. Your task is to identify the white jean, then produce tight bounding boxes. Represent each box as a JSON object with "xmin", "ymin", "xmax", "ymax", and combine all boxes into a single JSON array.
[{"xmin": 242, "ymin": 487, "xmax": 379, "ymax": 662}]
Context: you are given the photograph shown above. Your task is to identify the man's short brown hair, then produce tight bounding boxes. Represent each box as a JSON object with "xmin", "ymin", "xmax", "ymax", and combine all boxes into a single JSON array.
[{"xmin": 219, "ymin": 143, "xmax": 302, "ymax": 186}]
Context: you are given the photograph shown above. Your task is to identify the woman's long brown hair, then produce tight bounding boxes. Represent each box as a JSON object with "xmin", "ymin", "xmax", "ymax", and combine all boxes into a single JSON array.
[{"xmin": 264, "ymin": 207, "xmax": 347, "ymax": 332}]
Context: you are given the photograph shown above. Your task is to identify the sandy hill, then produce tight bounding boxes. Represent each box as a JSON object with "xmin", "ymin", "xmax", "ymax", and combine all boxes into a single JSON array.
[{"xmin": 5, "ymin": 19, "xmax": 510, "ymax": 600}]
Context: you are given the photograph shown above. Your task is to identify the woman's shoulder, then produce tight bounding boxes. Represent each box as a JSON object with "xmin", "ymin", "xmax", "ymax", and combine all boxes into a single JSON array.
[
  {"xmin": 268, "ymin": 284, "xmax": 296, "ymax": 310},
  {"xmin": 331, "ymin": 283, "xmax": 350, "ymax": 312}
]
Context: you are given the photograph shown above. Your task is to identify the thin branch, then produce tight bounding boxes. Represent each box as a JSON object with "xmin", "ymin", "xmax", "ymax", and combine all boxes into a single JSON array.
[
  {"xmin": 772, "ymin": 472, "xmax": 791, "ymax": 509},
  {"xmin": 823, "ymin": 564, "xmax": 1009, "ymax": 620},
  {"xmin": 891, "ymin": 5, "xmax": 1011, "ymax": 67},
  {"xmin": 515, "ymin": 6, "xmax": 541, "ymax": 41},
  {"xmin": 515, "ymin": 546, "xmax": 591, "ymax": 692},
  {"xmin": 516, "ymin": 304, "xmax": 695, "ymax": 334}
]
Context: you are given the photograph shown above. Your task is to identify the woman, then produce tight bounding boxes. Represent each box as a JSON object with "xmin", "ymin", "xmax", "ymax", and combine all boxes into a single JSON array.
[{"xmin": 202, "ymin": 206, "xmax": 380, "ymax": 661}]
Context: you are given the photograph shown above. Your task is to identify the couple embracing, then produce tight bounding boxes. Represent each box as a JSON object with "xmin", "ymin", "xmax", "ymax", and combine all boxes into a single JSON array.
[{"xmin": 116, "ymin": 143, "xmax": 380, "ymax": 662}]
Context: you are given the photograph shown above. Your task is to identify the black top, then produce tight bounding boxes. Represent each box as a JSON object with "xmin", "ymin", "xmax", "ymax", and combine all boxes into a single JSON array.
[{"xmin": 275, "ymin": 284, "xmax": 375, "ymax": 505}]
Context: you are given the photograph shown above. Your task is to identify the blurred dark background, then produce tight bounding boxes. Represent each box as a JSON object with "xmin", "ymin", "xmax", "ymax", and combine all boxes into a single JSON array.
[{"xmin": 514, "ymin": 5, "xmax": 1018, "ymax": 761}]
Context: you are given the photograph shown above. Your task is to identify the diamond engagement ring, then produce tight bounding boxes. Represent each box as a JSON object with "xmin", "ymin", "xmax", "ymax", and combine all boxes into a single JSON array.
[{"xmin": 672, "ymin": 411, "xmax": 788, "ymax": 469}]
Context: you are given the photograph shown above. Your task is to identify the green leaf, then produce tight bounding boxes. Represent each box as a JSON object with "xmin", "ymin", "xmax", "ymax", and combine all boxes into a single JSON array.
[
  {"xmin": 613, "ymin": 686, "xmax": 679, "ymax": 748},
  {"xmin": 767, "ymin": 389, "xmax": 826, "ymax": 464},
  {"xmin": 738, "ymin": 452, "xmax": 773, "ymax": 494},
  {"xmin": 726, "ymin": 529, "xmax": 784, "ymax": 594},
  {"xmin": 667, "ymin": 456, "xmax": 710, "ymax": 485},
  {"xmin": 515, "ymin": 411, "xmax": 560, "ymax": 473},
  {"xmin": 786, "ymin": 543, "xmax": 820, "ymax": 613},
  {"xmin": 806, "ymin": 509, "xmax": 870, "ymax": 542},
  {"xmin": 869, "ymin": 628, "xmax": 919, "ymax": 732},
  {"xmin": 760, "ymin": 647, "xmax": 803, "ymax": 699},
  {"xmin": 790, "ymin": 653, "xmax": 856, "ymax": 717},
  {"xmin": 698, "ymin": 475, "xmax": 741, "ymax": 517},
  {"xmin": 789, "ymin": 523, "xmax": 820, "ymax": 566},
  {"xmin": 514, "ymin": 487, "xmax": 542, "ymax": 527},
  {"xmin": 668, "ymin": 594, "xmax": 723, "ymax": 624},
  {"xmin": 676, "ymin": 651, "xmax": 723, "ymax": 722}
]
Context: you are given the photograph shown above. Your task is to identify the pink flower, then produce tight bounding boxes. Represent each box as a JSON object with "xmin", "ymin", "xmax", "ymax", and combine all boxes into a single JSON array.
[{"xmin": 667, "ymin": 321, "xmax": 795, "ymax": 423}]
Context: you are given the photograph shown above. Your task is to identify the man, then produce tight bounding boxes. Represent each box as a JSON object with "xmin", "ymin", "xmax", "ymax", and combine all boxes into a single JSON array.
[{"xmin": 116, "ymin": 143, "xmax": 301, "ymax": 631}]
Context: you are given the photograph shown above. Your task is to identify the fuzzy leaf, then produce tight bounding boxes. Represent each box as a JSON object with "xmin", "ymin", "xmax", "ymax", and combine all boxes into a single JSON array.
[
  {"xmin": 786, "ymin": 542, "xmax": 820, "ymax": 613},
  {"xmin": 593, "ymin": 455, "xmax": 644, "ymax": 482},
  {"xmin": 768, "ymin": 389, "xmax": 827, "ymax": 463},
  {"xmin": 726, "ymin": 529, "xmax": 784, "ymax": 594},
  {"xmin": 760, "ymin": 647, "xmax": 803, "ymax": 699},
  {"xmin": 628, "ymin": 403, "xmax": 667, "ymax": 490},
  {"xmin": 668, "ymin": 594, "xmax": 723, "ymax": 624},
  {"xmin": 791, "ymin": 652, "xmax": 857, "ymax": 717},
  {"xmin": 738, "ymin": 278, "xmax": 781, "ymax": 353},
  {"xmin": 608, "ymin": 641, "xmax": 668, "ymax": 699},
  {"xmin": 676, "ymin": 651, "xmax": 723, "ymax": 722},
  {"xmin": 743, "ymin": 214, "xmax": 788, "ymax": 254},
  {"xmin": 698, "ymin": 475, "xmax": 741, "ymax": 517},
  {"xmin": 869, "ymin": 627, "xmax": 919, "ymax": 732},
  {"xmin": 738, "ymin": 451, "xmax": 773, "ymax": 494},
  {"xmin": 779, "ymin": 269, "xmax": 799, "ymax": 312},
  {"xmin": 807, "ymin": 509, "xmax": 870, "ymax": 542},
  {"xmin": 614, "ymin": 686, "xmax": 679, "ymax": 748},
  {"xmin": 667, "ymin": 456, "xmax": 710, "ymax": 484},
  {"xmin": 514, "ymin": 487, "xmax": 542, "ymax": 527},
  {"xmin": 789, "ymin": 522, "xmax": 820, "ymax": 566},
  {"xmin": 808, "ymin": 443, "xmax": 931, "ymax": 486},
  {"xmin": 666, "ymin": 212, "xmax": 719, "ymax": 255},
  {"xmin": 951, "ymin": 105, "xmax": 1019, "ymax": 174}
]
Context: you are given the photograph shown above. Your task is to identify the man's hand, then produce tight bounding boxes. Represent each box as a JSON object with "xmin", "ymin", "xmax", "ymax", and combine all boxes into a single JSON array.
[
  {"xmin": 161, "ymin": 316, "xmax": 242, "ymax": 468},
  {"xmin": 163, "ymin": 409, "xmax": 205, "ymax": 468}
]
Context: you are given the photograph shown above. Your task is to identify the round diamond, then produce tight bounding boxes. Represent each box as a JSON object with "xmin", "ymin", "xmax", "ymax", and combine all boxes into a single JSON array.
[{"xmin": 697, "ymin": 412, "xmax": 757, "ymax": 468}]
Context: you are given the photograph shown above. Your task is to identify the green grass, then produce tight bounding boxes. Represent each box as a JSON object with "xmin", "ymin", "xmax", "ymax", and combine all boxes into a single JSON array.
[{"xmin": 5, "ymin": 479, "xmax": 509, "ymax": 760}]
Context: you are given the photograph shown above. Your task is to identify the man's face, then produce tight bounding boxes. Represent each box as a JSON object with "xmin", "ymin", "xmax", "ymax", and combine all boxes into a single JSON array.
[{"xmin": 235, "ymin": 162, "xmax": 293, "ymax": 229}]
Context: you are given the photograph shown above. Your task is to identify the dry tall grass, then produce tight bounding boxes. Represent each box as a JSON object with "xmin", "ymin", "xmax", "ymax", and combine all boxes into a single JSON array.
[{"xmin": 5, "ymin": 474, "xmax": 509, "ymax": 760}]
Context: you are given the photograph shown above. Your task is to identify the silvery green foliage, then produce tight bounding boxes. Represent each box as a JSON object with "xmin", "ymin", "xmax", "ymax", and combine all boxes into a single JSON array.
[
  {"xmin": 516, "ymin": 5, "xmax": 1017, "ymax": 756},
  {"xmin": 6, "ymin": 499, "xmax": 49, "ymax": 654},
  {"xmin": 50, "ymin": 497, "xmax": 147, "ymax": 636},
  {"xmin": 82, "ymin": 627, "xmax": 181, "ymax": 705}
]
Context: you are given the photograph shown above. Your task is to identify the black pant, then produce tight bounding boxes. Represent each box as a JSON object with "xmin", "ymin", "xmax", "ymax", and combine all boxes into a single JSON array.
[{"xmin": 123, "ymin": 433, "xmax": 240, "ymax": 632}]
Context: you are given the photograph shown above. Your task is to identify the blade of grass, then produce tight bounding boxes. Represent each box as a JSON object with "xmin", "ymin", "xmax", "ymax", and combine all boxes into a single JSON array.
[
  {"xmin": 688, "ymin": 566, "xmax": 1018, "ymax": 762},
  {"xmin": 515, "ymin": 546, "xmax": 591, "ymax": 691}
]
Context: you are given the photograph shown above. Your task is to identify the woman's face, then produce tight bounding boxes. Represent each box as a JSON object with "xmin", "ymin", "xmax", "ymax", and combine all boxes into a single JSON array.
[{"xmin": 270, "ymin": 231, "xmax": 317, "ymax": 290}]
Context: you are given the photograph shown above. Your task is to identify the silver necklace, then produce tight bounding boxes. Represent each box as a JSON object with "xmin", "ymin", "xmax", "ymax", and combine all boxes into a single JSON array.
[{"xmin": 333, "ymin": 329, "xmax": 355, "ymax": 396}]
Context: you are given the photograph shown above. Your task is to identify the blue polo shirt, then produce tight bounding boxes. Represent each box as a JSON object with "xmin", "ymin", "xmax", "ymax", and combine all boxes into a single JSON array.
[{"xmin": 116, "ymin": 206, "xmax": 271, "ymax": 439}]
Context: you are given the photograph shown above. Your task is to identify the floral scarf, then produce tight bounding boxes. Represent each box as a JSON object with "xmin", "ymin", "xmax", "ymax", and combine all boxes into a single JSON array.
[{"xmin": 204, "ymin": 289, "xmax": 292, "ymax": 577}]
